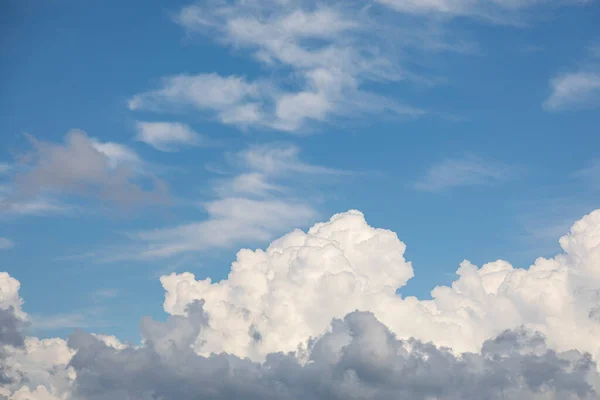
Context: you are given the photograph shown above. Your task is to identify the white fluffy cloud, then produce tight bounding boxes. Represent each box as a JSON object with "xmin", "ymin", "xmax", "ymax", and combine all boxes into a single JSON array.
[
  {"xmin": 2, "ymin": 208, "xmax": 600, "ymax": 398},
  {"xmin": 159, "ymin": 208, "xmax": 600, "ymax": 367},
  {"xmin": 0, "ymin": 337, "xmax": 76, "ymax": 400},
  {"xmin": 544, "ymin": 72, "xmax": 600, "ymax": 111},
  {"xmin": 135, "ymin": 121, "xmax": 206, "ymax": 152},
  {"xmin": 0, "ymin": 272, "xmax": 24, "ymax": 317}
]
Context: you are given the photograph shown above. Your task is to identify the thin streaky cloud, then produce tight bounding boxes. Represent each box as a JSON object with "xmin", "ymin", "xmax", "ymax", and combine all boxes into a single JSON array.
[
  {"xmin": 0, "ymin": 237, "xmax": 15, "ymax": 250},
  {"xmin": 135, "ymin": 121, "xmax": 209, "ymax": 152},
  {"xmin": 415, "ymin": 156, "xmax": 515, "ymax": 192},
  {"xmin": 543, "ymin": 71, "xmax": 600, "ymax": 111}
]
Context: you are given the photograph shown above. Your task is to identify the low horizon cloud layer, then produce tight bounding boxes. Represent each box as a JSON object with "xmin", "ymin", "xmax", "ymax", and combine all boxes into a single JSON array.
[{"xmin": 1, "ymin": 207, "xmax": 600, "ymax": 399}]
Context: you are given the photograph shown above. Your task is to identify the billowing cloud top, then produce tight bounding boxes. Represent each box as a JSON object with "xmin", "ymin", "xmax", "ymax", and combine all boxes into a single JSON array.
[{"xmin": 1, "ymin": 208, "xmax": 600, "ymax": 399}]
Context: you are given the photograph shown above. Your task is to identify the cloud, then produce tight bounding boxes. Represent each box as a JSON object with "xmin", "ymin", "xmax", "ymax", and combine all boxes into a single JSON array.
[
  {"xmin": 0, "ymin": 335, "xmax": 75, "ymax": 400},
  {"xmin": 9, "ymin": 130, "xmax": 168, "ymax": 208},
  {"xmin": 129, "ymin": 73, "xmax": 264, "ymax": 126},
  {"xmin": 214, "ymin": 172, "xmax": 284, "ymax": 197},
  {"xmin": 128, "ymin": 1, "xmax": 429, "ymax": 133},
  {"xmin": 30, "ymin": 312, "xmax": 99, "ymax": 332},
  {"xmin": 108, "ymin": 143, "xmax": 339, "ymax": 259},
  {"xmin": 157, "ymin": 208, "xmax": 600, "ymax": 371},
  {"xmin": 0, "ymin": 307, "xmax": 26, "ymax": 349},
  {"xmin": 135, "ymin": 121, "xmax": 207, "ymax": 152},
  {"xmin": 0, "ymin": 237, "xmax": 14, "ymax": 250},
  {"xmin": 0, "ymin": 197, "xmax": 71, "ymax": 218},
  {"xmin": 129, "ymin": 197, "xmax": 317, "ymax": 258},
  {"xmin": 52, "ymin": 310, "xmax": 600, "ymax": 399},
  {"xmin": 235, "ymin": 143, "xmax": 343, "ymax": 176},
  {"xmin": 0, "ymin": 272, "xmax": 25, "ymax": 318},
  {"xmin": 0, "ymin": 276, "xmax": 27, "ymax": 387},
  {"xmin": 128, "ymin": 0, "xmax": 589, "ymax": 133},
  {"xmin": 0, "ymin": 307, "xmax": 26, "ymax": 386},
  {"xmin": 414, "ymin": 155, "xmax": 514, "ymax": 192},
  {"xmin": 376, "ymin": 0, "xmax": 589, "ymax": 22},
  {"xmin": 575, "ymin": 160, "xmax": 600, "ymax": 189},
  {"xmin": 543, "ymin": 72, "xmax": 600, "ymax": 111},
  {"xmin": 3, "ymin": 207, "xmax": 600, "ymax": 398}
]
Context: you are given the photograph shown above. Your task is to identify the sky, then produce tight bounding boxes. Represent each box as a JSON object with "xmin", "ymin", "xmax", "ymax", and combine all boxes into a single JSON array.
[{"xmin": 1, "ymin": 0, "xmax": 600, "ymax": 399}]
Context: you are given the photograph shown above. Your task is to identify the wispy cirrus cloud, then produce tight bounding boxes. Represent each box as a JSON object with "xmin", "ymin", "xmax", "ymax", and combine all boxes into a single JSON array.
[
  {"xmin": 0, "ymin": 237, "xmax": 14, "ymax": 250},
  {"xmin": 129, "ymin": 2, "xmax": 432, "ymax": 133},
  {"xmin": 543, "ymin": 71, "xmax": 600, "ymax": 111},
  {"xmin": 376, "ymin": 0, "xmax": 587, "ymax": 22},
  {"xmin": 29, "ymin": 310, "xmax": 108, "ymax": 332},
  {"xmin": 544, "ymin": 42, "xmax": 600, "ymax": 111},
  {"xmin": 106, "ymin": 143, "xmax": 342, "ymax": 260},
  {"xmin": 415, "ymin": 155, "xmax": 515, "ymax": 192},
  {"xmin": 135, "ymin": 121, "xmax": 209, "ymax": 152},
  {"xmin": 128, "ymin": 0, "xmax": 588, "ymax": 133},
  {"xmin": 129, "ymin": 74, "xmax": 265, "ymax": 127}
]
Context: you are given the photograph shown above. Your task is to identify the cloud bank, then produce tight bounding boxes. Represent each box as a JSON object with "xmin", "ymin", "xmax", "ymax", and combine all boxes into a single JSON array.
[{"xmin": 1, "ymin": 208, "xmax": 600, "ymax": 399}]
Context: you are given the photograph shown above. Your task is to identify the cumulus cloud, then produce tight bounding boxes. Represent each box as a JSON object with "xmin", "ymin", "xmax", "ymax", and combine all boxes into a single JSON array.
[
  {"xmin": 414, "ymin": 155, "xmax": 514, "ymax": 192},
  {"xmin": 0, "ymin": 272, "xmax": 25, "ymax": 318},
  {"xmin": 2, "ymin": 207, "xmax": 600, "ymax": 398},
  {"xmin": 0, "ymin": 276, "xmax": 74, "ymax": 400},
  {"xmin": 134, "ymin": 121, "xmax": 207, "ymax": 152},
  {"xmin": 544, "ymin": 72, "xmax": 600, "ymax": 111},
  {"xmin": 0, "ymin": 336, "xmax": 76, "ymax": 400},
  {"xmin": 8, "ymin": 130, "xmax": 168, "ymax": 208},
  {"xmin": 159, "ymin": 208, "xmax": 600, "ymax": 370},
  {"xmin": 41, "ymin": 310, "xmax": 600, "ymax": 399},
  {"xmin": 0, "ymin": 274, "xmax": 27, "ymax": 387}
]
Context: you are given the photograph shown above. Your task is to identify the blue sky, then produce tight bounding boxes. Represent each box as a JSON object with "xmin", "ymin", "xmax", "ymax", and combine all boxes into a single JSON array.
[{"xmin": 1, "ymin": 0, "xmax": 600, "ymax": 343}]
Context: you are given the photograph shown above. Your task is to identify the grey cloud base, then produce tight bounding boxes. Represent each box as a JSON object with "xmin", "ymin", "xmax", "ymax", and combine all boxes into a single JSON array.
[
  {"xmin": 0, "ymin": 306, "xmax": 26, "ymax": 385},
  {"xmin": 66, "ymin": 302, "xmax": 599, "ymax": 400}
]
